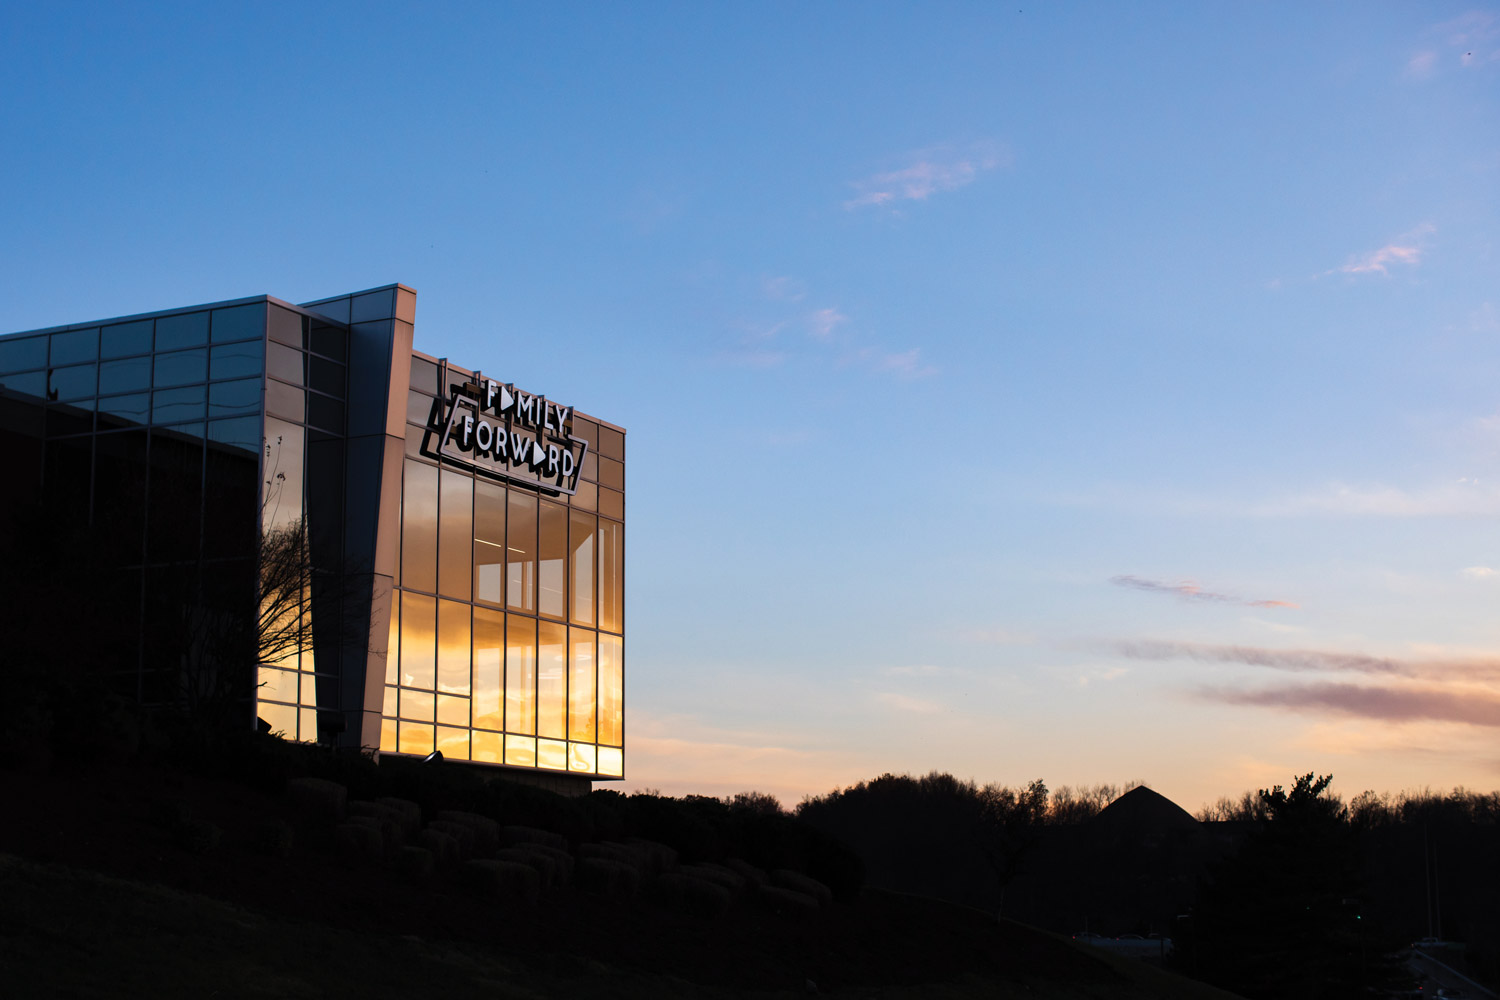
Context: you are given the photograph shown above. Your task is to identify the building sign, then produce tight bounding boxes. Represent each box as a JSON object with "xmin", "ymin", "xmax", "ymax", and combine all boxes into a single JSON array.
[{"xmin": 435, "ymin": 374, "xmax": 589, "ymax": 494}]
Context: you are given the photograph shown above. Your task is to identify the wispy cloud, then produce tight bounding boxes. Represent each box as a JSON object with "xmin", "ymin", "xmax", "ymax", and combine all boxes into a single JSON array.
[
  {"xmin": 845, "ymin": 142, "xmax": 1011, "ymax": 210},
  {"xmin": 1195, "ymin": 682, "xmax": 1500, "ymax": 728},
  {"xmin": 1110, "ymin": 575, "xmax": 1298, "ymax": 609},
  {"xmin": 964, "ymin": 628, "xmax": 1036, "ymax": 646},
  {"xmin": 843, "ymin": 345, "xmax": 938, "ymax": 379},
  {"xmin": 1326, "ymin": 223, "xmax": 1435, "ymax": 277},
  {"xmin": 1462, "ymin": 566, "xmax": 1497, "ymax": 580},
  {"xmin": 808, "ymin": 307, "xmax": 848, "ymax": 339},
  {"xmin": 1407, "ymin": 12, "xmax": 1499, "ymax": 77},
  {"xmin": 1250, "ymin": 479, "xmax": 1500, "ymax": 518},
  {"xmin": 873, "ymin": 691, "xmax": 946, "ymax": 714},
  {"xmin": 1406, "ymin": 50, "xmax": 1439, "ymax": 78},
  {"xmin": 1116, "ymin": 638, "xmax": 1500, "ymax": 689},
  {"xmin": 763, "ymin": 275, "xmax": 807, "ymax": 302},
  {"xmin": 1124, "ymin": 637, "xmax": 1500, "ymax": 731},
  {"xmin": 1116, "ymin": 639, "xmax": 1411, "ymax": 676},
  {"xmin": 726, "ymin": 278, "xmax": 931, "ymax": 380}
]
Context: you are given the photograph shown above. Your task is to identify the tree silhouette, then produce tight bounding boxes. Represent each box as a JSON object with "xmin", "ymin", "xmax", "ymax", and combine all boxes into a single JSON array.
[{"xmin": 1183, "ymin": 773, "xmax": 1372, "ymax": 999}]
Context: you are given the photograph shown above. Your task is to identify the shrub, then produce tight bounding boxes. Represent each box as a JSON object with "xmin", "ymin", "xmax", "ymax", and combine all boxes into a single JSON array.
[
  {"xmin": 494, "ymin": 847, "xmax": 559, "ymax": 890},
  {"xmin": 436, "ymin": 810, "xmax": 500, "ymax": 856},
  {"xmin": 249, "ymin": 819, "xmax": 295, "ymax": 857},
  {"xmin": 576, "ymin": 857, "xmax": 641, "ymax": 898},
  {"xmin": 396, "ymin": 845, "xmax": 435, "ymax": 879},
  {"xmin": 463, "ymin": 859, "xmax": 539, "ymax": 904},
  {"xmin": 501, "ymin": 825, "xmax": 567, "ymax": 852},
  {"xmin": 772, "ymin": 869, "xmax": 832, "ymax": 908},
  {"xmin": 334, "ymin": 822, "xmax": 384, "ymax": 859},
  {"xmin": 286, "ymin": 777, "xmax": 347, "ymax": 823},
  {"xmin": 416, "ymin": 828, "xmax": 458, "ymax": 866},
  {"xmin": 426, "ymin": 820, "xmax": 475, "ymax": 859},
  {"xmin": 654, "ymin": 872, "xmax": 733, "ymax": 918},
  {"xmin": 173, "ymin": 816, "xmax": 222, "ymax": 855}
]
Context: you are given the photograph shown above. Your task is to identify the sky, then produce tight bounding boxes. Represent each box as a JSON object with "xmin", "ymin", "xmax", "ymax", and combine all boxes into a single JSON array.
[{"xmin": 3, "ymin": 3, "xmax": 1499, "ymax": 812}]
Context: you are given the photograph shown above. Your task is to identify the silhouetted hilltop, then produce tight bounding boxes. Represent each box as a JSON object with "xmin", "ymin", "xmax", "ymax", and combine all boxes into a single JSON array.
[{"xmin": 1090, "ymin": 785, "xmax": 1201, "ymax": 839}]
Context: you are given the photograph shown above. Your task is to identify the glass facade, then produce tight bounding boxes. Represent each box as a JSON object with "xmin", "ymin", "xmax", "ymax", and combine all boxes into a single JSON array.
[
  {"xmin": 0, "ymin": 300, "xmax": 342, "ymax": 728},
  {"xmin": 379, "ymin": 355, "xmax": 625, "ymax": 778},
  {"xmin": 0, "ymin": 284, "xmax": 624, "ymax": 783}
]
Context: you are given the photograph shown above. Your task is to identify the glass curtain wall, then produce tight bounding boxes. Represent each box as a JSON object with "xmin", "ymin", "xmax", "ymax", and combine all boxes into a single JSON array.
[
  {"xmin": 381, "ymin": 356, "xmax": 625, "ymax": 778},
  {"xmin": 0, "ymin": 301, "xmax": 348, "ymax": 734}
]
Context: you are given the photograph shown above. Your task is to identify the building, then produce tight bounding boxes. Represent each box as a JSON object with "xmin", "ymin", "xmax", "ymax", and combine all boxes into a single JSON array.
[{"xmin": 0, "ymin": 284, "xmax": 624, "ymax": 789}]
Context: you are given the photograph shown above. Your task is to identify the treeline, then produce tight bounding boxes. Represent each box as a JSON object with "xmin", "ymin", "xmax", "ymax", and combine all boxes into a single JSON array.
[
  {"xmin": 788, "ymin": 771, "xmax": 1147, "ymax": 914},
  {"xmin": 796, "ymin": 771, "xmax": 1146, "ymax": 826},
  {"xmin": 1198, "ymin": 785, "xmax": 1500, "ymax": 827}
]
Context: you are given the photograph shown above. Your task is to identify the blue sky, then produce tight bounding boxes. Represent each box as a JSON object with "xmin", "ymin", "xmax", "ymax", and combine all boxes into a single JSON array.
[{"xmin": 4, "ymin": 3, "xmax": 1499, "ymax": 809}]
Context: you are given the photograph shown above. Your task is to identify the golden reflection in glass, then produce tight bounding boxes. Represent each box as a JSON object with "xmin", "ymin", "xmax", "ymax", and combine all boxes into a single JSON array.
[
  {"xmin": 598, "ymin": 518, "xmax": 623, "ymax": 634},
  {"xmin": 472, "ymin": 606, "xmax": 504, "ymax": 731},
  {"xmin": 598, "ymin": 633, "xmax": 623, "ymax": 746},
  {"xmin": 263, "ymin": 600, "xmax": 301, "ymax": 671},
  {"xmin": 537, "ymin": 738, "xmax": 566, "ymax": 771},
  {"xmin": 263, "ymin": 416, "xmax": 305, "ymax": 531},
  {"xmin": 568, "ymin": 628, "xmax": 595, "ymax": 743},
  {"xmin": 539, "ymin": 501, "xmax": 566, "ymax": 618},
  {"xmin": 399, "ymin": 592, "xmax": 436, "ymax": 688},
  {"xmin": 299, "ymin": 673, "xmax": 316, "ymax": 705},
  {"xmin": 401, "ymin": 460, "xmax": 438, "ymax": 592},
  {"xmin": 506, "ymin": 490, "xmax": 536, "ymax": 613},
  {"xmin": 380, "ymin": 717, "xmax": 398, "ymax": 752},
  {"xmin": 568, "ymin": 742, "xmax": 596, "ymax": 773},
  {"xmin": 299, "ymin": 708, "xmax": 316, "ymax": 741},
  {"xmin": 259, "ymin": 700, "xmax": 297, "ymax": 739},
  {"xmin": 504, "ymin": 734, "xmax": 536, "ymax": 766},
  {"xmin": 299, "ymin": 586, "xmax": 317, "ymax": 676},
  {"xmin": 597, "ymin": 745, "xmax": 624, "ymax": 777},
  {"xmin": 399, "ymin": 721, "xmax": 434, "ymax": 756},
  {"xmin": 569, "ymin": 511, "xmax": 595, "ymax": 627},
  {"xmin": 437, "ymin": 599, "xmax": 471, "ymax": 695},
  {"xmin": 474, "ymin": 481, "xmax": 505, "ymax": 605},
  {"xmin": 472, "ymin": 730, "xmax": 502, "ymax": 763},
  {"xmin": 383, "ymin": 685, "xmax": 397, "ymax": 718},
  {"xmin": 400, "ymin": 688, "xmax": 435, "ymax": 723},
  {"xmin": 436, "ymin": 694, "xmax": 469, "ymax": 727},
  {"xmin": 258, "ymin": 666, "xmax": 298, "ymax": 703},
  {"xmin": 439, "ymin": 470, "xmax": 473, "ymax": 600},
  {"xmin": 506, "ymin": 615, "xmax": 537, "ymax": 735},
  {"xmin": 436, "ymin": 726, "xmax": 470, "ymax": 761},
  {"xmin": 538, "ymin": 621, "xmax": 566, "ymax": 739},
  {"xmin": 385, "ymin": 590, "xmax": 400, "ymax": 684}
]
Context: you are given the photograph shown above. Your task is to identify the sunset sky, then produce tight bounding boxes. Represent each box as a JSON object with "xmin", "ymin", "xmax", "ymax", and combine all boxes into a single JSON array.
[{"xmin": 3, "ymin": 3, "xmax": 1499, "ymax": 810}]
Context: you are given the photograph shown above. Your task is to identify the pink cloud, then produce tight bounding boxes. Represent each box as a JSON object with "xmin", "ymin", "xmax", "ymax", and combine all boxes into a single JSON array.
[
  {"xmin": 1110, "ymin": 575, "xmax": 1298, "ymax": 609},
  {"xmin": 1329, "ymin": 223, "xmax": 1434, "ymax": 277},
  {"xmin": 808, "ymin": 307, "xmax": 848, "ymax": 339},
  {"xmin": 1196, "ymin": 681, "xmax": 1500, "ymax": 728},
  {"xmin": 1406, "ymin": 50, "xmax": 1438, "ymax": 77},
  {"xmin": 1407, "ymin": 12, "xmax": 1500, "ymax": 76},
  {"xmin": 845, "ymin": 143, "xmax": 1011, "ymax": 210},
  {"xmin": 845, "ymin": 345, "xmax": 937, "ymax": 379}
]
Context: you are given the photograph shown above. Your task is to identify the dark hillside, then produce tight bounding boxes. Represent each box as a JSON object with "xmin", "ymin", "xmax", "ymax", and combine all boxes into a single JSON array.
[{"xmin": 0, "ymin": 755, "xmax": 1239, "ymax": 998}]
